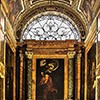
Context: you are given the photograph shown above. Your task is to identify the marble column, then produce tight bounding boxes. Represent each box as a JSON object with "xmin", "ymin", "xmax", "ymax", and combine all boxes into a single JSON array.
[
  {"xmin": 26, "ymin": 51, "xmax": 33, "ymax": 100},
  {"xmin": 68, "ymin": 51, "xmax": 75, "ymax": 100},
  {"xmin": 75, "ymin": 51, "xmax": 81, "ymax": 100},
  {"xmin": 19, "ymin": 50, "xmax": 23, "ymax": 100}
]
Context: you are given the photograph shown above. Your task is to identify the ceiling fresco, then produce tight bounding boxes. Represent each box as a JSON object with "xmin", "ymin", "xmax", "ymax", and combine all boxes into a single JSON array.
[
  {"xmin": 81, "ymin": 0, "xmax": 98, "ymax": 24},
  {"xmin": 6, "ymin": 0, "xmax": 22, "ymax": 24},
  {"xmin": 4, "ymin": 0, "xmax": 99, "ymax": 26}
]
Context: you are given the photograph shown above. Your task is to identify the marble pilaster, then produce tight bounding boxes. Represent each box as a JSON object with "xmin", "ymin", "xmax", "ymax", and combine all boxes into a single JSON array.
[
  {"xmin": 75, "ymin": 51, "xmax": 81, "ymax": 100},
  {"xmin": 68, "ymin": 51, "xmax": 75, "ymax": 100},
  {"xmin": 25, "ymin": 51, "xmax": 33, "ymax": 100}
]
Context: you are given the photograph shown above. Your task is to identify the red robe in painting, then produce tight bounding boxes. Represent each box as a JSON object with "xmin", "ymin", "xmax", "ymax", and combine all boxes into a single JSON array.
[{"xmin": 39, "ymin": 74, "xmax": 57, "ymax": 100}]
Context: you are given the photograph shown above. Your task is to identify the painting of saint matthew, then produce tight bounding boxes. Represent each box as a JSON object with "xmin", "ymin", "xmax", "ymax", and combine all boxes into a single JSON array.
[{"xmin": 36, "ymin": 59, "xmax": 64, "ymax": 100}]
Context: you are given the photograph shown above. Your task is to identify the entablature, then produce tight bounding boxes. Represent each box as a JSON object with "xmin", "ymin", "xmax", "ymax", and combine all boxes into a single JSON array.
[{"xmin": 17, "ymin": 40, "xmax": 84, "ymax": 55}]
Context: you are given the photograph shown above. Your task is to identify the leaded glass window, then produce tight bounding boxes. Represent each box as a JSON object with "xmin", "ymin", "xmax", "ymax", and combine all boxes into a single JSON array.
[{"xmin": 22, "ymin": 15, "xmax": 80, "ymax": 41}]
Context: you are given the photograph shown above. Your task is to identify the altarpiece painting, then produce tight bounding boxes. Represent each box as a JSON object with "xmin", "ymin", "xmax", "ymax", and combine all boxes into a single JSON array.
[
  {"xmin": 36, "ymin": 59, "xmax": 64, "ymax": 100},
  {"xmin": 32, "ymin": 55, "xmax": 68, "ymax": 100}
]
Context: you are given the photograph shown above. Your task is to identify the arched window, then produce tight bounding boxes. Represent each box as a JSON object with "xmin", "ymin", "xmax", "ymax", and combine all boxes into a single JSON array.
[{"xmin": 22, "ymin": 15, "xmax": 81, "ymax": 41}]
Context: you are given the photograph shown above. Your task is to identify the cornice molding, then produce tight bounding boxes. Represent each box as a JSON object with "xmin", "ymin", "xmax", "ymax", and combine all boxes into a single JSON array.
[
  {"xmin": 5, "ymin": 18, "xmax": 16, "ymax": 52},
  {"xmin": 1, "ymin": 1, "xmax": 16, "ymax": 52},
  {"xmin": 17, "ymin": 40, "xmax": 77, "ymax": 49}
]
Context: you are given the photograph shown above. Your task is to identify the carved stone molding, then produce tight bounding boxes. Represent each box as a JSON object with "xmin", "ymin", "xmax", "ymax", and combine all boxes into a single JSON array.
[
  {"xmin": 21, "ymin": 4, "xmax": 84, "ymax": 30},
  {"xmin": 32, "ymin": 49, "xmax": 68, "ymax": 54},
  {"xmin": 17, "ymin": 40, "xmax": 77, "ymax": 49},
  {"xmin": 29, "ymin": 0, "xmax": 70, "ymax": 5},
  {"xmin": 15, "ymin": 1, "xmax": 87, "ymax": 39}
]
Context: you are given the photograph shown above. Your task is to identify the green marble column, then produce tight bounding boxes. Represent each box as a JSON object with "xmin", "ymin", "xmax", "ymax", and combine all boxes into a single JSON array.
[
  {"xmin": 26, "ymin": 52, "xmax": 33, "ymax": 100},
  {"xmin": 68, "ymin": 51, "xmax": 75, "ymax": 100}
]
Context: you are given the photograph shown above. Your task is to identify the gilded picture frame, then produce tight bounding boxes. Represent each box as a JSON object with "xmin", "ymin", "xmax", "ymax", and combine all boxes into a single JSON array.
[{"xmin": 32, "ymin": 55, "xmax": 68, "ymax": 100}]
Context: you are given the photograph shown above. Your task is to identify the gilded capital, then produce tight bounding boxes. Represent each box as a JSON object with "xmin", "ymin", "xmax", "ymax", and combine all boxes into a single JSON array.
[
  {"xmin": 76, "ymin": 50, "xmax": 81, "ymax": 59},
  {"xmin": 19, "ymin": 50, "xmax": 24, "ymax": 58},
  {"xmin": 67, "ymin": 51, "xmax": 76, "ymax": 58},
  {"xmin": 25, "ymin": 51, "xmax": 33, "ymax": 59}
]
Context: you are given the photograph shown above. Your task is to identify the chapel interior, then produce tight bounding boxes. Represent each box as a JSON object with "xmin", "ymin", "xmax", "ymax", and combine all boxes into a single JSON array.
[{"xmin": 0, "ymin": 0, "xmax": 100, "ymax": 100}]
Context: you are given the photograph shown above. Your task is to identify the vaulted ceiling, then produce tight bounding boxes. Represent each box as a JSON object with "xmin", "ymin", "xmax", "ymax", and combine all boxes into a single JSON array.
[{"xmin": 4, "ymin": 0, "xmax": 99, "ymax": 41}]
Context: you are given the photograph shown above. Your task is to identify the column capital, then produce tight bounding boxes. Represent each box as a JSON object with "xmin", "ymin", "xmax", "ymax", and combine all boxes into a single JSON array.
[
  {"xmin": 19, "ymin": 50, "xmax": 23, "ymax": 58},
  {"xmin": 77, "ymin": 51, "xmax": 82, "ymax": 61},
  {"xmin": 67, "ymin": 51, "xmax": 76, "ymax": 58},
  {"xmin": 25, "ymin": 51, "xmax": 33, "ymax": 59}
]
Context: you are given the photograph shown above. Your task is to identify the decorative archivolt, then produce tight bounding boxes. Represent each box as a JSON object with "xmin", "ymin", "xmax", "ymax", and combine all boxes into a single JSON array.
[{"xmin": 15, "ymin": 0, "xmax": 87, "ymax": 41}]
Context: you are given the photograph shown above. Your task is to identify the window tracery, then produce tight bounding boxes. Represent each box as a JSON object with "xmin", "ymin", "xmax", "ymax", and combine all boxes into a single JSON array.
[{"xmin": 22, "ymin": 15, "xmax": 80, "ymax": 41}]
